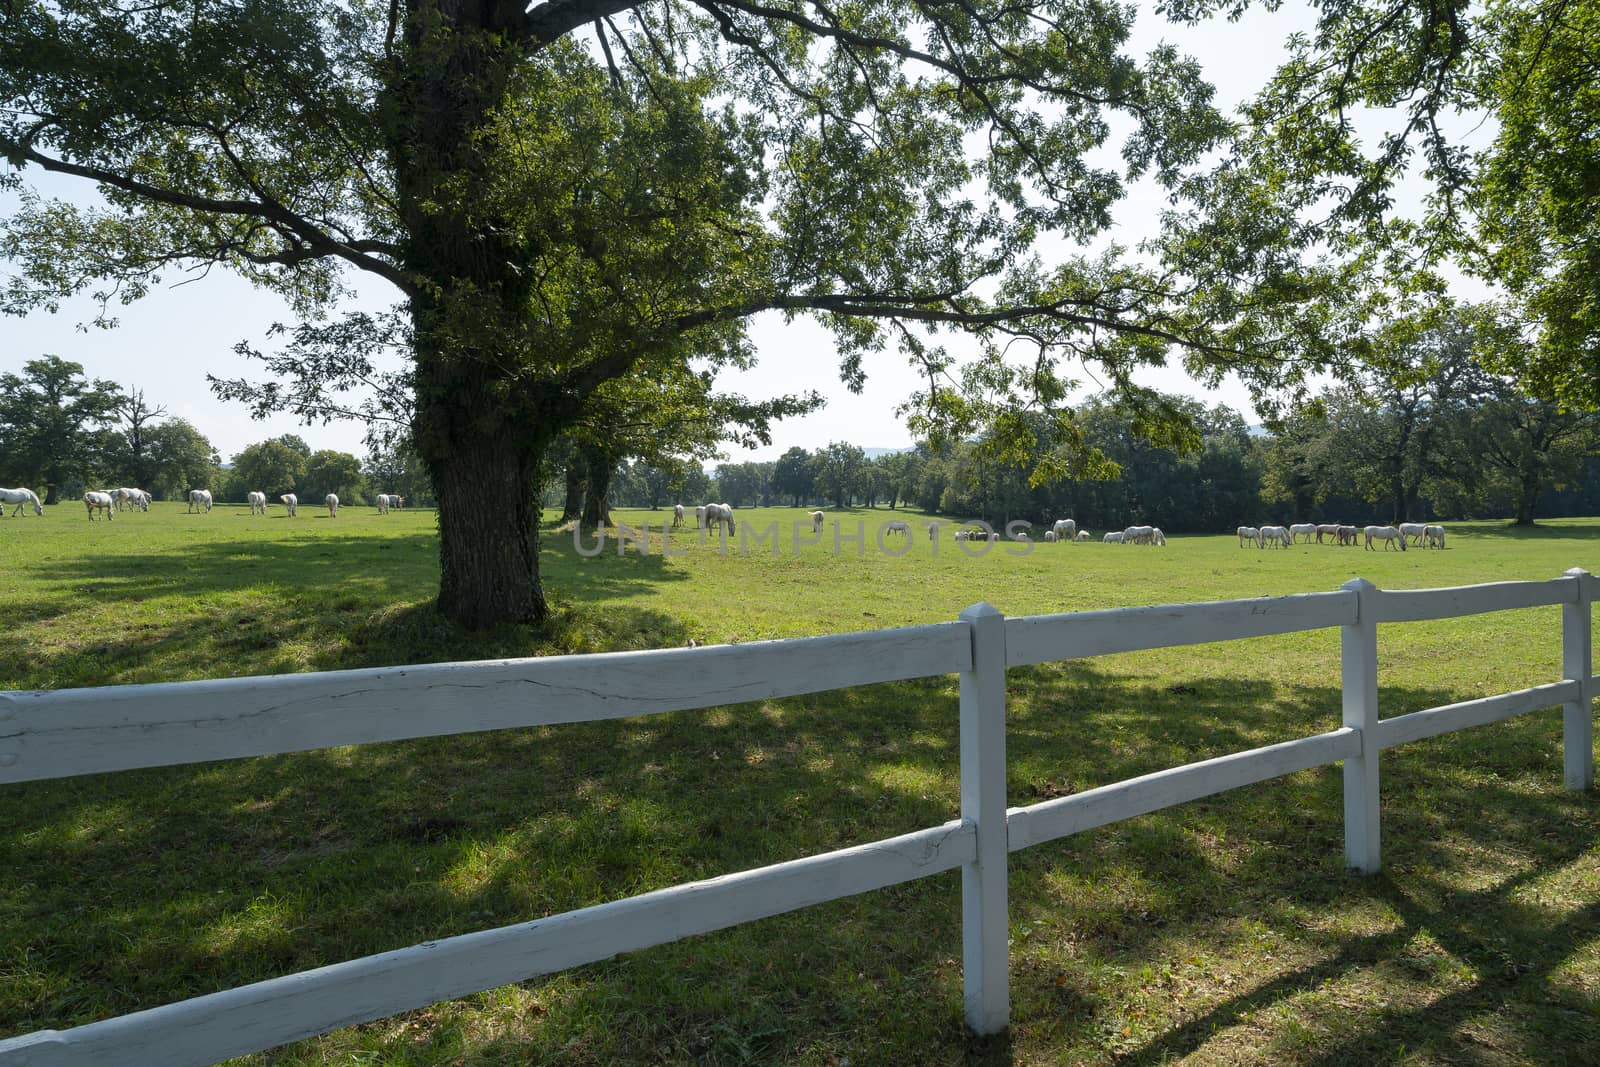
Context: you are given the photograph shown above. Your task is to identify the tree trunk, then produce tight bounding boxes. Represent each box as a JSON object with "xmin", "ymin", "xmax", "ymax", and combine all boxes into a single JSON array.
[
  {"xmin": 562, "ymin": 464, "xmax": 584, "ymax": 522},
  {"xmin": 432, "ymin": 433, "xmax": 546, "ymax": 628},
  {"xmin": 1515, "ymin": 474, "xmax": 1540, "ymax": 525},
  {"xmin": 580, "ymin": 450, "xmax": 614, "ymax": 528},
  {"xmin": 580, "ymin": 478, "xmax": 613, "ymax": 527}
]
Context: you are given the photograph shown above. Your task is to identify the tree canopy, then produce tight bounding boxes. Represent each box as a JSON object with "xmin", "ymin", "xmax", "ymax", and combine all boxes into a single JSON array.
[{"xmin": 0, "ymin": 356, "xmax": 122, "ymax": 503}]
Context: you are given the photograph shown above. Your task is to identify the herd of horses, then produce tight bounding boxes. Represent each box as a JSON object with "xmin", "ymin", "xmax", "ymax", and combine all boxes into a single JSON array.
[
  {"xmin": 1238, "ymin": 522, "xmax": 1445, "ymax": 551},
  {"xmin": 0, "ymin": 487, "xmax": 407, "ymax": 520}
]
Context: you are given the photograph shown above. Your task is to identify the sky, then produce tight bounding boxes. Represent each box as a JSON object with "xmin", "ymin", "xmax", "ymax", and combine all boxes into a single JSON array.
[{"xmin": 2, "ymin": 1, "xmax": 1460, "ymax": 467}]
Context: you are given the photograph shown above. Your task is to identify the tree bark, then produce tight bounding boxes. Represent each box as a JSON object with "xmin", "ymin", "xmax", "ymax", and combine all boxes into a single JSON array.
[
  {"xmin": 580, "ymin": 450, "xmax": 615, "ymax": 527},
  {"xmin": 432, "ymin": 431, "xmax": 545, "ymax": 628},
  {"xmin": 562, "ymin": 464, "xmax": 584, "ymax": 522},
  {"xmin": 1515, "ymin": 473, "xmax": 1540, "ymax": 525},
  {"xmin": 390, "ymin": 5, "xmax": 552, "ymax": 628}
]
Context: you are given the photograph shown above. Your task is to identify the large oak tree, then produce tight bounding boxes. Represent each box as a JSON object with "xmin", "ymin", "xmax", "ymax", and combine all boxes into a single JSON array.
[{"xmin": 3, "ymin": 0, "xmax": 1337, "ymax": 627}]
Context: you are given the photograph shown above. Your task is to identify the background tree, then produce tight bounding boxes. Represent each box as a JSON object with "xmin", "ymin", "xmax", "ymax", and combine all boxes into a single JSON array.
[
  {"xmin": 771, "ymin": 447, "xmax": 816, "ymax": 507},
  {"xmin": 230, "ymin": 437, "xmax": 312, "ymax": 501},
  {"xmin": 302, "ymin": 450, "xmax": 366, "ymax": 506},
  {"xmin": 4, "ymin": 0, "xmax": 1325, "ymax": 627},
  {"xmin": 110, "ymin": 388, "xmax": 168, "ymax": 489},
  {"xmin": 813, "ymin": 443, "xmax": 867, "ymax": 509},
  {"xmin": 565, "ymin": 365, "xmax": 816, "ymax": 527},
  {"xmin": 0, "ymin": 356, "xmax": 123, "ymax": 503},
  {"xmin": 1465, "ymin": 389, "xmax": 1600, "ymax": 526},
  {"xmin": 142, "ymin": 419, "xmax": 220, "ymax": 501}
]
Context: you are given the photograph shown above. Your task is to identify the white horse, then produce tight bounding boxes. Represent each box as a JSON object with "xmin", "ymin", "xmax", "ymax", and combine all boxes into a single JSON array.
[
  {"xmin": 187, "ymin": 489, "xmax": 212, "ymax": 513},
  {"xmin": 280, "ymin": 493, "xmax": 298, "ymax": 517},
  {"xmin": 247, "ymin": 491, "xmax": 268, "ymax": 515},
  {"xmin": 1364, "ymin": 525, "xmax": 1406, "ymax": 551},
  {"xmin": 326, "ymin": 493, "xmax": 339, "ymax": 517},
  {"xmin": 1289, "ymin": 523, "xmax": 1318, "ymax": 544},
  {"xmin": 810, "ymin": 509, "xmax": 825, "ymax": 532},
  {"xmin": 884, "ymin": 520, "xmax": 910, "ymax": 537},
  {"xmin": 1237, "ymin": 526, "xmax": 1262, "ymax": 548},
  {"xmin": 672, "ymin": 503, "xmax": 685, "ymax": 528},
  {"xmin": 1259, "ymin": 525, "xmax": 1291, "ymax": 548},
  {"xmin": 84, "ymin": 491, "xmax": 115, "ymax": 521},
  {"xmin": 1398, "ymin": 521, "xmax": 1428, "ymax": 546},
  {"xmin": 1423, "ymin": 524, "xmax": 1446, "ymax": 549},
  {"xmin": 375, "ymin": 493, "xmax": 391, "ymax": 514},
  {"xmin": 1052, "ymin": 518, "xmax": 1076, "ymax": 541},
  {"xmin": 707, "ymin": 503, "xmax": 734, "ymax": 534},
  {"xmin": 1076, "ymin": 530, "xmax": 1090, "ymax": 542},
  {"xmin": 0, "ymin": 488, "xmax": 42, "ymax": 517},
  {"xmin": 1103, "ymin": 531, "xmax": 1125, "ymax": 543},
  {"xmin": 1043, "ymin": 530, "xmax": 1057, "ymax": 543}
]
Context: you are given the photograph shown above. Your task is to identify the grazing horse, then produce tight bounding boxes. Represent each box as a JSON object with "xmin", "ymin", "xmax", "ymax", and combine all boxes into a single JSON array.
[
  {"xmin": 187, "ymin": 489, "xmax": 212, "ymax": 513},
  {"xmin": 1237, "ymin": 526, "xmax": 1263, "ymax": 548},
  {"xmin": 280, "ymin": 493, "xmax": 298, "ymax": 517},
  {"xmin": 0, "ymin": 488, "xmax": 43, "ymax": 517},
  {"xmin": 247, "ymin": 491, "xmax": 268, "ymax": 515},
  {"xmin": 1364, "ymin": 525, "xmax": 1406, "ymax": 551},
  {"xmin": 83, "ymin": 491, "xmax": 115, "ymax": 521},
  {"xmin": 672, "ymin": 503, "xmax": 685, "ymax": 528},
  {"xmin": 325, "ymin": 493, "xmax": 339, "ymax": 518}
]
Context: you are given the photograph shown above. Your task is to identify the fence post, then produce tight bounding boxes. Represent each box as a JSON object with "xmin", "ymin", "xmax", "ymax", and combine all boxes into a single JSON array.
[
  {"xmin": 1563, "ymin": 568, "xmax": 1593, "ymax": 791},
  {"xmin": 1341, "ymin": 578, "xmax": 1381, "ymax": 874},
  {"xmin": 959, "ymin": 601, "xmax": 1008, "ymax": 1034}
]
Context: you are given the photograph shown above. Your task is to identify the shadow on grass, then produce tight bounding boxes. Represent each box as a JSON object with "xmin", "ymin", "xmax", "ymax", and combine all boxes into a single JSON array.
[
  {"xmin": 1, "ymin": 532, "xmax": 693, "ymax": 688},
  {"xmin": 6, "ymin": 652, "xmax": 1597, "ymax": 1063},
  {"xmin": 1450, "ymin": 520, "xmax": 1600, "ymax": 541}
]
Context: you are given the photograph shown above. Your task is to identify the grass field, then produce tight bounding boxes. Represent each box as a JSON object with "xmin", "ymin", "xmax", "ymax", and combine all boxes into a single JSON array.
[{"xmin": 4, "ymin": 503, "xmax": 1600, "ymax": 1065}]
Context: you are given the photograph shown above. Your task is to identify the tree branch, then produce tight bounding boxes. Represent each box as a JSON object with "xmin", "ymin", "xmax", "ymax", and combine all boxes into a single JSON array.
[{"xmin": 2, "ymin": 137, "xmax": 417, "ymax": 295}]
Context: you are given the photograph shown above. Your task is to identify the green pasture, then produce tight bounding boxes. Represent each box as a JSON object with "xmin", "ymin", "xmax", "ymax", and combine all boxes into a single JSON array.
[{"xmin": 4, "ymin": 503, "xmax": 1600, "ymax": 1064}]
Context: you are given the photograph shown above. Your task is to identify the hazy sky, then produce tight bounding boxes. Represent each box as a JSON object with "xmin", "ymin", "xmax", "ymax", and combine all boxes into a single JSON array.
[{"xmin": 3, "ymin": 2, "xmax": 1413, "ymax": 466}]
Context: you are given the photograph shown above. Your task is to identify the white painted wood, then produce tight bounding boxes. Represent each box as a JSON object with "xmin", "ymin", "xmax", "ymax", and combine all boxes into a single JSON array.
[
  {"xmin": 959, "ymin": 603, "xmax": 1009, "ymax": 1035},
  {"xmin": 1563, "ymin": 568, "xmax": 1593, "ymax": 790},
  {"xmin": 1002, "ymin": 590, "xmax": 1356, "ymax": 667},
  {"xmin": 1374, "ymin": 681, "xmax": 1578, "ymax": 752},
  {"xmin": 1374, "ymin": 577, "xmax": 1577, "ymax": 624},
  {"xmin": 0, "ymin": 821, "xmax": 975, "ymax": 1067},
  {"xmin": 1342, "ymin": 578, "xmax": 1381, "ymax": 874},
  {"xmin": 1005, "ymin": 728, "xmax": 1358, "ymax": 851},
  {"xmin": 0, "ymin": 623, "xmax": 972, "ymax": 785}
]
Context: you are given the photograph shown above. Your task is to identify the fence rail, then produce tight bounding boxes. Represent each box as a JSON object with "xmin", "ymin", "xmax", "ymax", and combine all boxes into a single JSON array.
[{"xmin": 2, "ymin": 571, "xmax": 1596, "ymax": 1066}]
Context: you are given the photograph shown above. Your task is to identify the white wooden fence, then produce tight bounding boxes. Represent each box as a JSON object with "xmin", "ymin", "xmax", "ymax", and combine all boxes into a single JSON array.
[{"xmin": 1, "ymin": 570, "xmax": 1595, "ymax": 1065}]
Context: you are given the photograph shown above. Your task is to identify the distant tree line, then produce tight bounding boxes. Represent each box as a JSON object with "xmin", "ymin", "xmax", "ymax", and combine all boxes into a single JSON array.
[
  {"xmin": 0, "ymin": 355, "xmax": 424, "ymax": 508},
  {"xmin": 590, "ymin": 313, "xmax": 1600, "ymax": 532},
  {"xmin": 12, "ymin": 307, "xmax": 1596, "ymax": 530}
]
